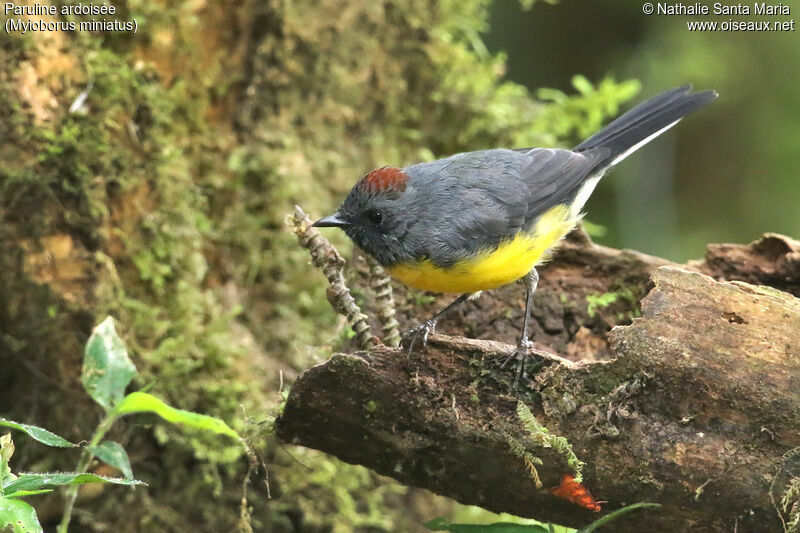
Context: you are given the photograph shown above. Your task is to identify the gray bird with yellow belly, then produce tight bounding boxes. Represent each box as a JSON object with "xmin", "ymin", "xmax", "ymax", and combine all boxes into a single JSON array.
[{"xmin": 315, "ymin": 85, "xmax": 717, "ymax": 388}]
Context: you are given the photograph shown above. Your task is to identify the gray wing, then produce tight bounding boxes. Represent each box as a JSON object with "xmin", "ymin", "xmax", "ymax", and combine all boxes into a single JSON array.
[
  {"xmin": 517, "ymin": 147, "xmax": 609, "ymax": 225},
  {"xmin": 404, "ymin": 148, "xmax": 607, "ymax": 268}
]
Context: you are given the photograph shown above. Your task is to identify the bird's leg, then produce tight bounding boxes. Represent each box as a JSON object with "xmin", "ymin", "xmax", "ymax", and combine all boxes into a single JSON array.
[
  {"xmin": 500, "ymin": 268, "xmax": 539, "ymax": 389},
  {"xmin": 405, "ymin": 293, "xmax": 474, "ymax": 354}
]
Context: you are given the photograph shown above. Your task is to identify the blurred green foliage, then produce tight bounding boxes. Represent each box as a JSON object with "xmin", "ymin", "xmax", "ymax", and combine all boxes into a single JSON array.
[{"xmin": 487, "ymin": 0, "xmax": 800, "ymax": 261}]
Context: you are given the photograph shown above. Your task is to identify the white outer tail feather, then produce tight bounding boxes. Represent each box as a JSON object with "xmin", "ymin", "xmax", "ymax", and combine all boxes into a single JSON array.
[
  {"xmin": 570, "ymin": 174, "xmax": 602, "ymax": 219},
  {"xmin": 570, "ymin": 118, "xmax": 682, "ymax": 219},
  {"xmin": 609, "ymin": 119, "xmax": 682, "ymax": 166}
]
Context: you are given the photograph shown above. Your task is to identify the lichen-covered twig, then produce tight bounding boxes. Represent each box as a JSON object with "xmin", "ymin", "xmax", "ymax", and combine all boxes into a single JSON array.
[
  {"xmin": 365, "ymin": 255, "xmax": 400, "ymax": 347},
  {"xmin": 288, "ymin": 205, "xmax": 377, "ymax": 349}
]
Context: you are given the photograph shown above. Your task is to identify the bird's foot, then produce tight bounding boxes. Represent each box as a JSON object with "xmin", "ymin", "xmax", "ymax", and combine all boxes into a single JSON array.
[
  {"xmin": 500, "ymin": 337, "xmax": 533, "ymax": 390},
  {"xmin": 403, "ymin": 319, "xmax": 438, "ymax": 356}
]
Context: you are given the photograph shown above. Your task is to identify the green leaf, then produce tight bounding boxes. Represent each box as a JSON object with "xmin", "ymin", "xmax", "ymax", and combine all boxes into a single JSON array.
[
  {"xmin": 1, "ymin": 433, "xmax": 16, "ymax": 487},
  {"xmin": 571, "ymin": 75, "xmax": 594, "ymax": 96},
  {"xmin": 575, "ymin": 503, "xmax": 661, "ymax": 533},
  {"xmin": 114, "ymin": 392, "xmax": 241, "ymax": 441},
  {"xmin": 88, "ymin": 441, "xmax": 133, "ymax": 480},
  {"xmin": 0, "ymin": 418, "xmax": 76, "ymax": 448},
  {"xmin": 2, "ymin": 472, "xmax": 145, "ymax": 493},
  {"xmin": 424, "ymin": 517, "xmax": 549, "ymax": 532},
  {"xmin": 0, "ymin": 496, "xmax": 43, "ymax": 533},
  {"xmin": 82, "ymin": 316, "xmax": 138, "ymax": 410},
  {"xmin": 3, "ymin": 490, "xmax": 53, "ymax": 499}
]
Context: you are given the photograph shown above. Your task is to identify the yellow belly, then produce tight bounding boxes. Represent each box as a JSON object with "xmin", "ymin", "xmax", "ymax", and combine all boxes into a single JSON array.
[{"xmin": 386, "ymin": 204, "xmax": 577, "ymax": 293}]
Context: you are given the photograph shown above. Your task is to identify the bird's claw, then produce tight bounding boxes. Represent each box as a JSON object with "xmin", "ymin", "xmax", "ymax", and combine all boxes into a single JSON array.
[
  {"xmin": 501, "ymin": 338, "xmax": 533, "ymax": 390},
  {"xmin": 403, "ymin": 319, "xmax": 437, "ymax": 355}
]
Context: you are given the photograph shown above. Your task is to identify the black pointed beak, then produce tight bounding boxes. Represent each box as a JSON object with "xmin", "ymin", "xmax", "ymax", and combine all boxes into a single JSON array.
[{"xmin": 312, "ymin": 212, "xmax": 350, "ymax": 228}]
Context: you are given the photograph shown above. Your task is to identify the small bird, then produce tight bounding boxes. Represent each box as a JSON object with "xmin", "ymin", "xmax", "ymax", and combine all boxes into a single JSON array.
[{"xmin": 314, "ymin": 85, "xmax": 716, "ymax": 388}]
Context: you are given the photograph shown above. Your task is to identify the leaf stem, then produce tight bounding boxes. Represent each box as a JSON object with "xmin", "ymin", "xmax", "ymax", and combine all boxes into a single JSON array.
[
  {"xmin": 576, "ymin": 502, "xmax": 661, "ymax": 533},
  {"xmin": 57, "ymin": 412, "xmax": 118, "ymax": 533}
]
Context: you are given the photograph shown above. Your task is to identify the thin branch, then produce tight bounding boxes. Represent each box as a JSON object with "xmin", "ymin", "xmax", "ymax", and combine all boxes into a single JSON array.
[
  {"xmin": 365, "ymin": 255, "xmax": 400, "ymax": 347},
  {"xmin": 287, "ymin": 205, "xmax": 377, "ymax": 350}
]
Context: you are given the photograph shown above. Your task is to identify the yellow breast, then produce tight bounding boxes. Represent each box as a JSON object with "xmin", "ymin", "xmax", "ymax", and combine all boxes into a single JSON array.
[{"xmin": 386, "ymin": 204, "xmax": 578, "ymax": 293}]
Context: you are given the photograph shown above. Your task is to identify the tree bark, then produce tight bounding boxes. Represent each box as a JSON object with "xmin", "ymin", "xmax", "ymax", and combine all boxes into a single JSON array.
[{"xmin": 276, "ymin": 231, "xmax": 800, "ymax": 532}]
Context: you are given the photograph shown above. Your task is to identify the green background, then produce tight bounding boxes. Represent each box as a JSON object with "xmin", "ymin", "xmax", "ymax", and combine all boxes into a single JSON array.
[{"xmin": 488, "ymin": 0, "xmax": 800, "ymax": 260}]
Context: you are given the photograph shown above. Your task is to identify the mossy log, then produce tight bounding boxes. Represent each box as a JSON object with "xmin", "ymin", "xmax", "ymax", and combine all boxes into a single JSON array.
[{"xmin": 276, "ymin": 231, "xmax": 800, "ymax": 532}]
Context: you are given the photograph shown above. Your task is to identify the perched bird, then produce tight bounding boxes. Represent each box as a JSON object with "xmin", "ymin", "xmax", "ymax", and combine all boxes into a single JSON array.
[{"xmin": 314, "ymin": 85, "xmax": 717, "ymax": 388}]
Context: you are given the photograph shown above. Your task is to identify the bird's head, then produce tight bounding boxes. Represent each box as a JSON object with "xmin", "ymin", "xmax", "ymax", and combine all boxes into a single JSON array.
[{"xmin": 313, "ymin": 166, "xmax": 415, "ymax": 266}]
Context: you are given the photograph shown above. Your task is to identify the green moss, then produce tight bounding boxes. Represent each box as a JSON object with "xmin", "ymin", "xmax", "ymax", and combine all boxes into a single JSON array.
[
  {"xmin": 586, "ymin": 292, "xmax": 620, "ymax": 318},
  {"xmin": 586, "ymin": 286, "xmax": 642, "ymax": 320},
  {"xmin": 271, "ymin": 449, "xmax": 415, "ymax": 532},
  {"xmin": 783, "ymin": 477, "xmax": 800, "ymax": 533},
  {"xmin": 504, "ymin": 431, "xmax": 543, "ymax": 488},
  {"xmin": 516, "ymin": 401, "xmax": 585, "ymax": 482},
  {"xmin": 409, "ymin": 292, "xmax": 438, "ymax": 307},
  {"xmin": 2, "ymin": 21, "xmax": 263, "ymax": 531}
]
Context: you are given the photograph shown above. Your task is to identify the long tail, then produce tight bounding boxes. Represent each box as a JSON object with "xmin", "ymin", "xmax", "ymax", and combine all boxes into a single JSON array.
[{"xmin": 574, "ymin": 85, "xmax": 717, "ymax": 166}]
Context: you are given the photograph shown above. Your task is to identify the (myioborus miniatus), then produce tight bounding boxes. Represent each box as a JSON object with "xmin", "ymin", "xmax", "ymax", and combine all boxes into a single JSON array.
[{"xmin": 314, "ymin": 85, "xmax": 717, "ymax": 388}]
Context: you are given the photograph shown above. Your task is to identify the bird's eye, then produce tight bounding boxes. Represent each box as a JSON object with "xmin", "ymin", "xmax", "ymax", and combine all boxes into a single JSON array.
[{"xmin": 366, "ymin": 210, "xmax": 383, "ymax": 225}]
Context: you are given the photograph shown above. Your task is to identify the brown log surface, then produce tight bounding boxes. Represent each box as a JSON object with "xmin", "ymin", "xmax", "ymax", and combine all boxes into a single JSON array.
[{"xmin": 276, "ymin": 232, "xmax": 800, "ymax": 532}]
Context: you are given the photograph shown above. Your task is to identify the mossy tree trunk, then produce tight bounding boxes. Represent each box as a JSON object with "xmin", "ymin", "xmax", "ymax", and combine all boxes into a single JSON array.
[{"xmin": 277, "ymin": 231, "xmax": 800, "ymax": 532}]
